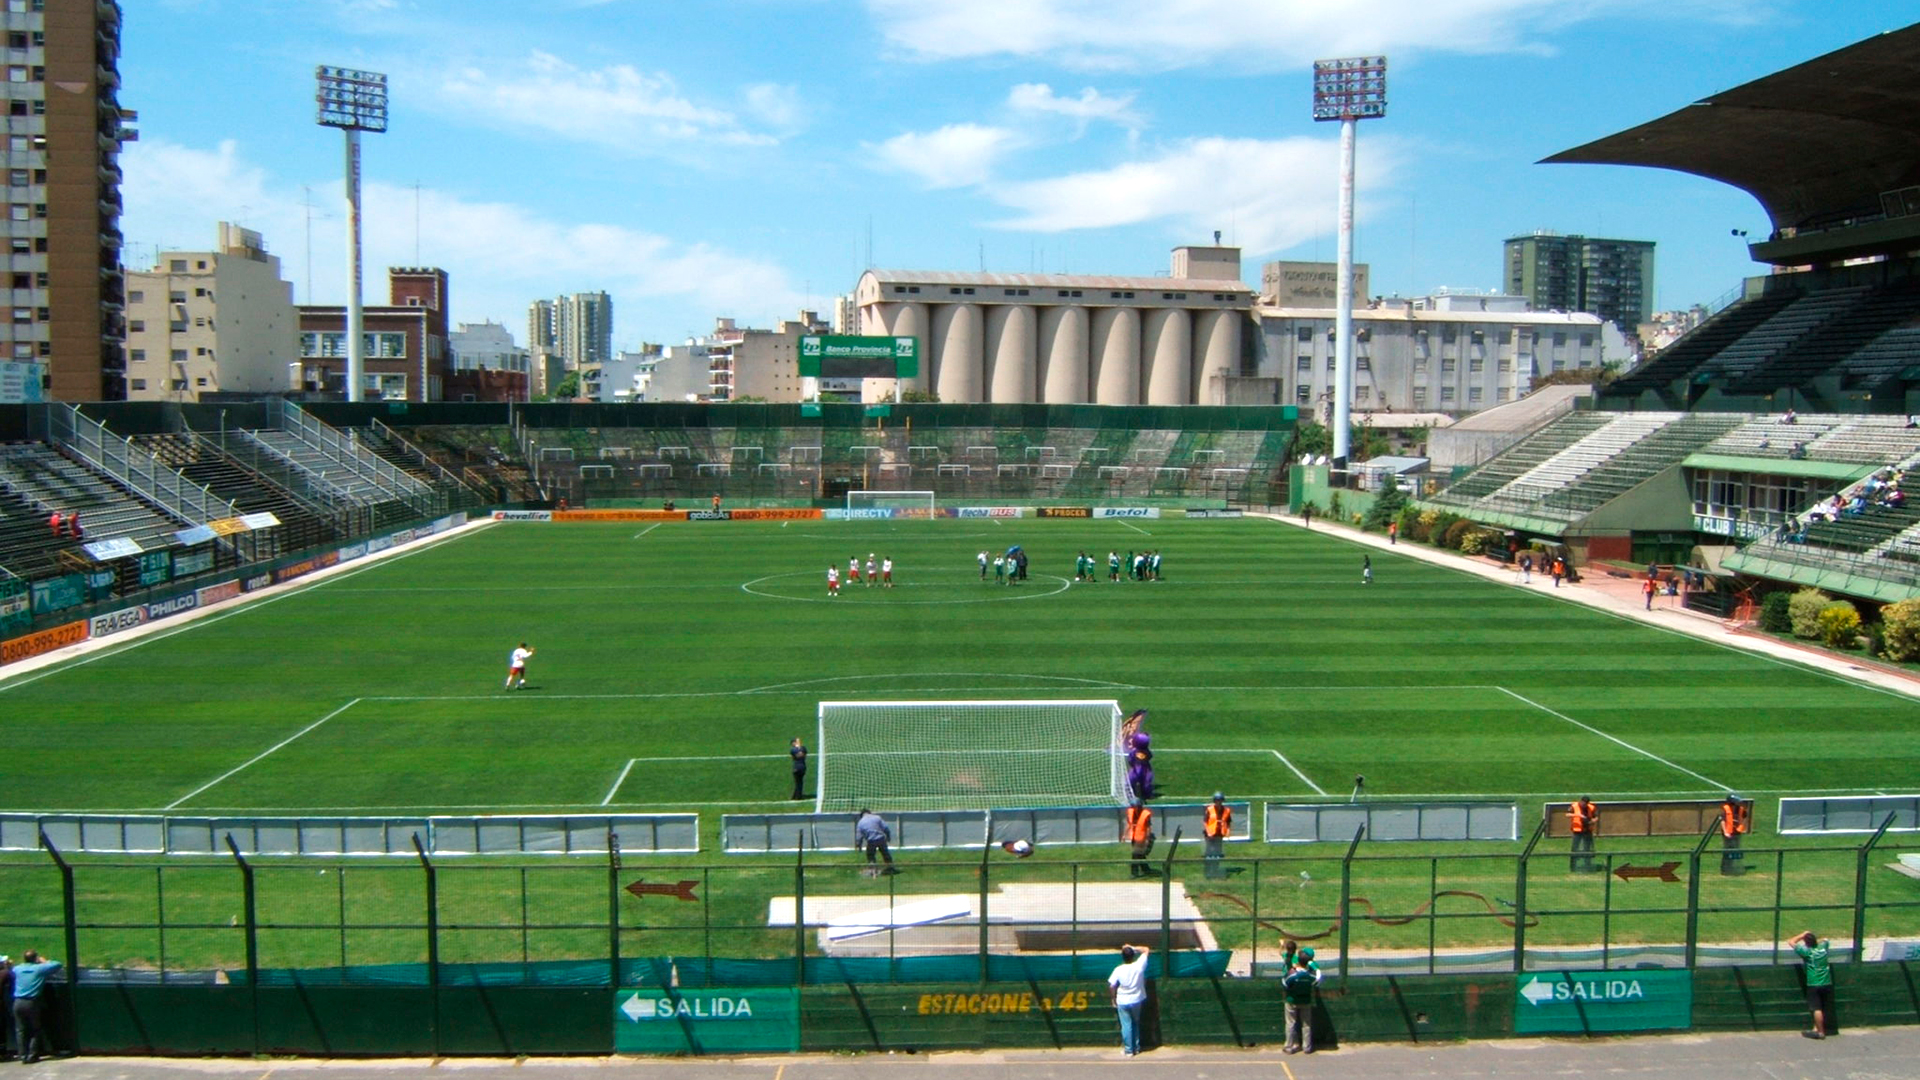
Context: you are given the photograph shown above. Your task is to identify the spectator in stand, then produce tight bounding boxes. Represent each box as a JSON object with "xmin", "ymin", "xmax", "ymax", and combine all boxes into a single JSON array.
[
  {"xmin": 46, "ymin": 512, "xmax": 61, "ymax": 537},
  {"xmin": 65, "ymin": 513, "xmax": 82, "ymax": 540}
]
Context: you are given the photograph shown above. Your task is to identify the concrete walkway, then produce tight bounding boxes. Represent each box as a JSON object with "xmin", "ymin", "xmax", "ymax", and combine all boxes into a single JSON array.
[
  {"xmin": 23, "ymin": 1026, "xmax": 1920, "ymax": 1080},
  {"xmin": 1271, "ymin": 510, "xmax": 1920, "ymax": 702}
]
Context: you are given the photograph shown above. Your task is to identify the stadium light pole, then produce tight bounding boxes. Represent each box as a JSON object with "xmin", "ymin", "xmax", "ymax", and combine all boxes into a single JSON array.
[
  {"xmin": 1312, "ymin": 57, "xmax": 1387, "ymax": 471},
  {"xmin": 315, "ymin": 66, "xmax": 388, "ymax": 403}
]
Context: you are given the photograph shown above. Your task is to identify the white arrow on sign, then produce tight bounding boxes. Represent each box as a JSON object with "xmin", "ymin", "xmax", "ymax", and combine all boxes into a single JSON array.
[
  {"xmin": 620, "ymin": 992, "xmax": 653, "ymax": 1022},
  {"xmin": 1520, "ymin": 976, "xmax": 1558, "ymax": 1006}
]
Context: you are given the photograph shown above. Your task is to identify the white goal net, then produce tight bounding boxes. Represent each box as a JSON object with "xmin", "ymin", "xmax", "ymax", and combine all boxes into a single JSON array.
[
  {"xmin": 846, "ymin": 490, "xmax": 936, "ymax": 519},
  {"xmin": 815, "ymin": 699, "xmax": 1125, "ymax": 813}
]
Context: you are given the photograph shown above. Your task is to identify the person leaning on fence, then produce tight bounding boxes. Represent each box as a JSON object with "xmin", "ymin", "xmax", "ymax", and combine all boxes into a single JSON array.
[
  {"xmin": 1282, "ymin": 946, "xmax": 1321, "ymax": 1054},
  {"xmin": 854, "ymin": 808, "xmax": 896, "ymax": 876},
  {"xmin": 1719, "ymin": 793, "xmax": 1751, "ymax": 875},
  {"xmin": 1202, "ymin": 792, "xmax": 1232, "ymax": 879},
  {"xmin": 1568, "ymin": 796, "xmax": 1599, "ymax": 872},
  {"xmin": 1790, "ymin": 930, "xmax": 1834, "ymax": 1039},
  {"xmin": 9, "ymin": 949, "xmax": 60, "ymax": 1064},
  {"xmin": 1124, "ymin": 796, "xmax": 1154, "ymax": 878},
  {"xmin": 1106, "ymin": 943, "xmax": 1151, "ymax": 1057}
]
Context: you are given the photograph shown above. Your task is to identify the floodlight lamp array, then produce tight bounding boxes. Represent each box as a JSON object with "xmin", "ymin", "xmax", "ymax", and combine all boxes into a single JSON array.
[
  {"xmin": 1311, "ymin": 56, "xmax": 1388, "ymax": 121},
  {"xmin": 315, "ymin": 66, "xmax": 389, "ymax": 132}
]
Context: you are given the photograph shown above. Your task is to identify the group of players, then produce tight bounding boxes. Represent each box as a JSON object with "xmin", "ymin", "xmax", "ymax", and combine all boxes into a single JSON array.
[
  {"xmin": 1077, "ymin": 550, "xmax": 1163, "ymax": 582},
  {"xmin": 827, "ymin": 553, "xmax": 895, "ymax": 596}
]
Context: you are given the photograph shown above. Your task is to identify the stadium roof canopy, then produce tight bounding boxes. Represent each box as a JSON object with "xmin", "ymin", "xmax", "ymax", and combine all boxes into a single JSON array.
[{"xmin": 1543, "ymin": 23, "xmax": 1920, "ymax": 237}]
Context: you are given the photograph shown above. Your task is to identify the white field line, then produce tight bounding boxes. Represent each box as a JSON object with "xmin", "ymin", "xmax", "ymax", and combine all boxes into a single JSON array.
[
  {"xmin": 632, "ymin": 524, "xmax": 661, "ymax": 539},
  {"xmin": 1114, "ymin": 521, "xmax": 1152, "ymax": 535},
  {"xmin": 601, "ymin": 759, "xmax": 638, "ymax": 806},
  {"xmin": 166, "ymin": 698, "xmax": 362, "ymax": 810},
  {"xmin": 361, "ymin": 682, "xmax": 1500, "ymax": 703},
  {"xmin": 1160, "ymin": 748, "xmax": 1327, "ymax": 796},
  {"xmin": 69, "ymin": 787, "xmax": 1917, "ymax": 814},
  {"xmin": 1496, "ymin": 686, "xmax": 1731, "ymax": 792},
  {"xmin": 0, "ymin": 524, "xmax": 479, "ymax": 693}
]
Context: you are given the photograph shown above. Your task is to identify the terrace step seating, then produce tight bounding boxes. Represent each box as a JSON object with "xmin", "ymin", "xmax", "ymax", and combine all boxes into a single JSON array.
[
  {"xmin": 1698, "ymin": 416, "xmax": 1843, "ymax": 459},
  {"xmin": 1534, "ymin": 414, "xmax": 1745, "ymax": 516},
  {"xmin": 0, "ymin": 443, "xmax": 186, "ymax": 552},
  {"xmin": 1838, "ymin": 326, "xmax": 1920, "ymax": 390},
  {"xmin": 1731, "ymin": 279, "xmax": 1920, "ymax": 393},
  {"xmin": 1610, "ymin": 290, "xmax": 1799, "ymax": 395},
  {"xmin": 1486, "ymin": 413, "xmax": 1684, "ymax": 504},
  {"xmin": 243, "ymin": 429, "xmax": 401, "ymax": 503},
  {"xmin": 1432, "ymin": 412, "xmax": 1613, "ymax": 505},
  {"xmin": 0, "ymin": 477, "xmax": 81, "ymax": 580},
  {"xmin": 134, "ymin": 433, "xmax": 338, "ymax": 553},
  {"xmin": 1800, "ymin": 504, "xmax": 1920, "ymax": 553},
  {"xmin": 407, "ymin": 426, "xmax": 540, "ymax": 502},
  {"xmin": 1801, "ymin": 418, "xmax": 1920, "ymax": 465},
  {"xmin": 1696, "ymin": 286, "xmax": 1872, "ymax": 386}
]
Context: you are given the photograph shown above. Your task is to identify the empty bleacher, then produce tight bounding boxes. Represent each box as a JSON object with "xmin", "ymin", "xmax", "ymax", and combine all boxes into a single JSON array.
[
  {"xmin": 0, "ymin": 444, "xmax": 186, "ymax": 551},
  {"xmin": 1430, "ymin": 412, "xmax": 1612, "ymax": 504},
  {"xmin": 1610, "ymin": 290, "xmax": 1798, "ymax": 395},
  {"xmin": 1695, "ymin": 286, "xmax": 1871, "ymax": 385}
]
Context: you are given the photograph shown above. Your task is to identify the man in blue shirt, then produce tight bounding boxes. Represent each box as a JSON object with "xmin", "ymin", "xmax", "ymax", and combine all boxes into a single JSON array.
[
  {"xmin": 11, "ymin": 950, "xmax": 60, "ymax": 1063},
  {"xmin": 855, "ymin": 809, "xmax": 896, "ymax": 877}
]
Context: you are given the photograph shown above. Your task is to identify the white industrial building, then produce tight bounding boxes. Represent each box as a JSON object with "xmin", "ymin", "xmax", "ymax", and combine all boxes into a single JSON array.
[
  {"xmin": 855, "ymin": 246, "xmax": 1256, "ymax": 405},
  {"xmin": 1257, "ymin": 290, "xmax": 1619, "ymax": 418}
]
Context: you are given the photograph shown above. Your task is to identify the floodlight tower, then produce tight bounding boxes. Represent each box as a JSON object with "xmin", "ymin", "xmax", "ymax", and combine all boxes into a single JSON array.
[
  {"xmin": 315, "ymin": 66, "xmax": 389, "ymax": 403},
  {"xmin": 1312, "ymin": 56, "xmax": 1387, "ymax": 469}
]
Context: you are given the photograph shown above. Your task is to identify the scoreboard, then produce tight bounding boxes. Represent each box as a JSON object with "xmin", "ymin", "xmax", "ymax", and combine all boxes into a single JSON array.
[{"xmin": 799, "ymin": 335, "xmax": 920, "ymax": 379}]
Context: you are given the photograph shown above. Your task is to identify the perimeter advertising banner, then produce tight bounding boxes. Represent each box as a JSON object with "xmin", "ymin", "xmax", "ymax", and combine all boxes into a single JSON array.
[
  {"xmin": 1513, "ymin": 970, "xmax": 1691, "ymax": 1034},
  {"xmin": 1, "ymin": 620, "xmax": 87, "ymax": 666},
  {"xmin": 614, "ymin": 988, "xmax": 799, "ymax": 1054}
]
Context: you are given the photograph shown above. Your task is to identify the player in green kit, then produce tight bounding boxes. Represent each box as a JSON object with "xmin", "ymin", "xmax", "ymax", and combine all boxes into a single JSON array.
[{"xmin": 1108, "ymin": 551, "xmax": 1121, "ymax": 582}]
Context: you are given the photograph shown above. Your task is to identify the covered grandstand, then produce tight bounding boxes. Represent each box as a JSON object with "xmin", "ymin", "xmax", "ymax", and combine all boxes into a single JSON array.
[{"xmin": 1424, "ymin": 22, "xmax": 1920, "ymax": 603}]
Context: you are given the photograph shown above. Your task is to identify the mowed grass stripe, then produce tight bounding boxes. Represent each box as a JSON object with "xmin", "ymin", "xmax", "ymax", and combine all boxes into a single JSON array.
[{"xmin": 0, "ymin": 518, "xmax": 1909, "ymax": 815}]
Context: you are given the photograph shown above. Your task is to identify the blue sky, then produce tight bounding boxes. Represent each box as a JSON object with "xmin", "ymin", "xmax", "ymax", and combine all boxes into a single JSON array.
[{"xmin": 122, "ymin": 1, "xmax": 1920, "ymax": 349}]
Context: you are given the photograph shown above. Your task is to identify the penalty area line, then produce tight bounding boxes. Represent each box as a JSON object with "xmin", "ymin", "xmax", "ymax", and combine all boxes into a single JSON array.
[
  {"xmin": 1495, "ymin": 686, "xmax": 1731, "ymax": 792},
  {"xmin": 166, "ymin": 698, "xmax": 362, "ymax": 810},
  {"xmin": 602, "ymin": 759, "xmax": 638, "ymax": 806},
  {"xmin": 632, "ymin": 524, "xmax": 662, "ymax": 540},
  {"xmin": 1161, "ymin": 747, "xmax": 1326, "ymax": 796}
]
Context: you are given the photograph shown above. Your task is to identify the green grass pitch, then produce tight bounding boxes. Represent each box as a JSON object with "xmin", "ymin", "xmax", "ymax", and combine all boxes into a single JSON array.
[{"xmin": 1, "ymin": 515, "xmax": 1913, "ymax": 820}]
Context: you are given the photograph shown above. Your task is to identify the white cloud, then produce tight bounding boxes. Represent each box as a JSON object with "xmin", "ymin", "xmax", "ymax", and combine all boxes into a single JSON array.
[
  {"xmin": 987, "ymin": 135, "xmax": 1400, "ymax": 253},
  {"xmin": 1007, "ymin": 83, "xmax": 1141, "ymax": 133},
  {"xmin": 120, "ymin": 139, "xmax": 802, "ymax": 336},
  {"xmin": 867, "ymin": 0, "xmax": 1767, "ymax": 71},
  {"xmin": 742, "ymin": 82, "xmax": 807, "ymax": 134},
  {"xmin": 431, "ymin": 51, "xmax": 778, "ymax": 152},
  {"xmin": 871, "ymin": 123, "xmax": 1023, "ymax": 189}
]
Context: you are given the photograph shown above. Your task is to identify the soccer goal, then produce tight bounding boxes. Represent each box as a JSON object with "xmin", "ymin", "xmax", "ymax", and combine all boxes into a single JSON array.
[
  {"xmin": 846, "ymin": 490, "xmax": 935, "ymax": 518},
  {"xmin": 815, "ymin": 699, "xmax": 1125, "ymax": 813}
]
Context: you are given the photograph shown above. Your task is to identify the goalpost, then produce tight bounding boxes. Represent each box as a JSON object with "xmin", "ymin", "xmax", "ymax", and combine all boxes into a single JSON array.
[
  {"xmin": 846, "ymin": 490, "xmax": 936, "ymax": 519},
  {"xmin": 815, "ymin": 700, "xmax": 1125, "ymax": 813}
]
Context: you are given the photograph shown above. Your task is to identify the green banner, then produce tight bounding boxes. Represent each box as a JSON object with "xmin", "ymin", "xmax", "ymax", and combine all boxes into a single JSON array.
[
  {"xmin": 137, "ymin": 550, "xmax": 173, "ymax": 587},
  {"xmin": 0, "ymin": 577, "xmax": 27, "ymax": 635},
  {"xmin": 30, "ymin": 573, "xmax": 86, "ymax": 615},
  {"xmin": 799, "ymin": 335, "xmax": 919, "ymax": 378},
  {"xmin": 1514, "ymin": 969, "xmax": 1692, "ymax": 1033},
  {"xmin": 614, "ymin": 987, "xmax": 799, "ymax": 1054}
]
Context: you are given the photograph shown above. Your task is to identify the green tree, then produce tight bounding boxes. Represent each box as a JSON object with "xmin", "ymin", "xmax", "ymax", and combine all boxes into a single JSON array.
[
  {"xmin": 549, "ymin": 372, "xmax": 581, "ymax": 400},
  {"xmin": 1361, "ymin": 473, "xmax": 1407, "ymax": 531},
  {"xmin": 899, "ymin": 389, "xmax": 942, "ymax": 403}
]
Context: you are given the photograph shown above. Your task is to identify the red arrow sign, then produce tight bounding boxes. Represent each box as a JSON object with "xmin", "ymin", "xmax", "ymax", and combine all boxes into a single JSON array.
[
  {"xmin": 625, "ymin": 879, "xmax": 700, "ymax": 902},
  {"xmin": 1613, "ymin": 861, "xmax": 1682, "ymax": 883}
]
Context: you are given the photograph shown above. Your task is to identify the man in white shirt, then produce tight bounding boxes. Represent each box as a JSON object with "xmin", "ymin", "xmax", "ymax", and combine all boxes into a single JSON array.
[
  {"xmin": 505, "ymin": 643, "xmax": 534, "ymax": 690},
  {"xmin": 881, "ymin": 556, "xmax": 894, "ymax": 588},
  {"xmin": 827, "ymin": 565, "xmax": 840, "ymax": 597},
  {"xmin": 1106, "ymin": 943, "xmax": 1151, "ymax": 1056}
]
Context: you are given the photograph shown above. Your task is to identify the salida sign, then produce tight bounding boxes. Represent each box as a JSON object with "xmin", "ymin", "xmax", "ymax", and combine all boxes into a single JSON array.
[
  {"xmin": 614, "ymin": 988, "xmax": 799, "ymax": 1053},
  {"xmin": 1513, "ymin": 970, "xmax": 1691, "ymax": 1033}
]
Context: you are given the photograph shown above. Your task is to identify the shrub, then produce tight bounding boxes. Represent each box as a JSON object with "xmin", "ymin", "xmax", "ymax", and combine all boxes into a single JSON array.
[
  {"xmin": 1397, "ymin": 505, "xmax": 1424, "ymax": 542},
  {"xmin": 1817, "ymin": 601, "xmax": 1861, "ymax": 650},
  {"xmin": 1442, "ymin": 519, "xmax": 1476, "ymax": 550},
  {"xmin": 1759, "ymin": 592, "xmax": 1793, "ymax": 634},
  {"xmin": 1787, "ymin": 588, "xmax": 1831, "ymax": 640},
  {"xmin": 1429, "ymin": 511, "xmax": 1462, "ymax": 547},
  {"xmin": 1328, "ymin": 492, "xmax": 1345, "ymax": 519},
  {"xmin": 1458, "ymin": 529, "xmax": 1494, "ymax": 555},
  {"xmin": 1881, "ymin": 598, "xmax": 1920, "ymax": 662}
]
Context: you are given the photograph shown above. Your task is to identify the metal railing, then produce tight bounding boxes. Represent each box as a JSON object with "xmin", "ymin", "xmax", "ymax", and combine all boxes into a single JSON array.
[
  {"xmin": 50, "ymin": 405, "xmax": 235, "ymax": 529},
  {"xmin": 279, "ymin": 400, "xmax": 435, "ymax": 509}
]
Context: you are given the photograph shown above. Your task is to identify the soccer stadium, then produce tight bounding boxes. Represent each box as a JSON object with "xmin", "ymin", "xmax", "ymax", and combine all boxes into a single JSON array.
[{"xmin": 0, "ymin": 19, "xmax": 1918, "ymax": 1067}]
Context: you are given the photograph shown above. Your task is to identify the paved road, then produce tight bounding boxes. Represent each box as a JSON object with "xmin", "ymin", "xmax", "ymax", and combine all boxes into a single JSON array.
[{"xmin": 26, "ymin": 1026, "xmax": 1920, "ymax": 1080}]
